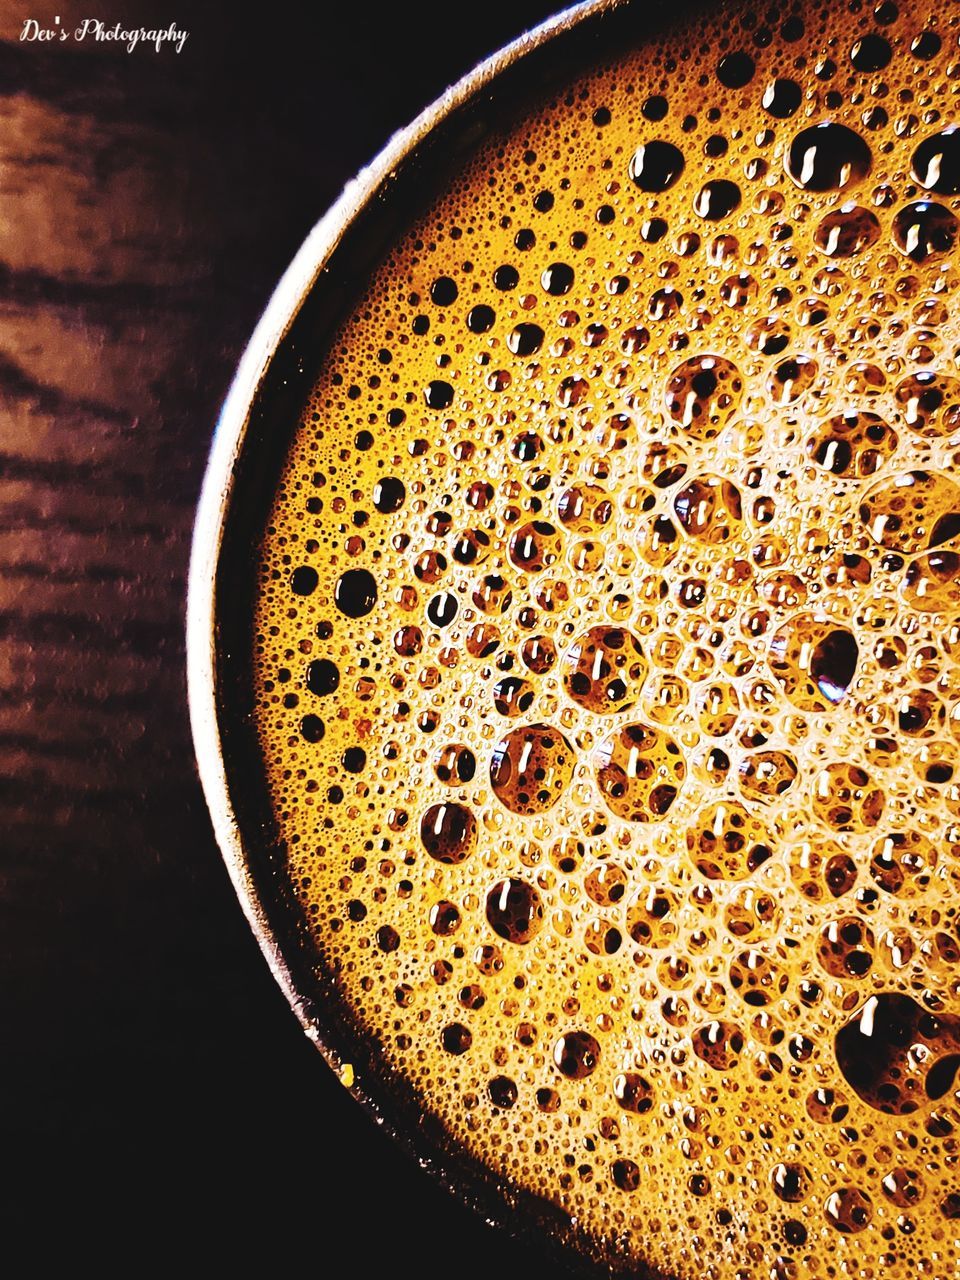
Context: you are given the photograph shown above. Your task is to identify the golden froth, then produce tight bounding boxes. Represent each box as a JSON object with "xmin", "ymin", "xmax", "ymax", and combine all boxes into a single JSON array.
[{"xmin": 252, "ymin": 0, "xmax": 960, "ymax": 1272}]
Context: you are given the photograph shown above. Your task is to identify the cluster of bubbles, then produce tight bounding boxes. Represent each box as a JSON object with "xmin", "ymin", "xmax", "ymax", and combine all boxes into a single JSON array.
[{"xmin": 253, "ymin": 0, "xmax": 960, "ymax": 1273}]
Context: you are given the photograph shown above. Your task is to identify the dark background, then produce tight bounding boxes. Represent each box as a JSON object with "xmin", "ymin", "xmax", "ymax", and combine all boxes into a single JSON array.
[{"xmin": 0, "ymin": 0, "xmax": 578, "ymax": 1264}]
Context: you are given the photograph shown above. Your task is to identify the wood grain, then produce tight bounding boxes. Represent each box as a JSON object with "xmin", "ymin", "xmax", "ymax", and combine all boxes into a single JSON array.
[{"xmin": 0, "ymin": 1, "xmax": 572, "ymax": 1268}]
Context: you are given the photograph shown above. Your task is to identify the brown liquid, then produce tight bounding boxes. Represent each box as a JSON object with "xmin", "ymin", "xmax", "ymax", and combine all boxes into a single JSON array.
[{"xmin": 251, "ymin": 0, "xmax": 960, "ymax": 1272}]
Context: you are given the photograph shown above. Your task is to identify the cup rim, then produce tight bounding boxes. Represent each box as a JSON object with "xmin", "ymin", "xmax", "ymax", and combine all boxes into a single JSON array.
[
  {"xmin": 186, "ymin": 0, "xmax": 656, "ymax": 1271},
  {"xmin": 188, "ymin": 0, "xmax": 616, "ymax": 1044}
]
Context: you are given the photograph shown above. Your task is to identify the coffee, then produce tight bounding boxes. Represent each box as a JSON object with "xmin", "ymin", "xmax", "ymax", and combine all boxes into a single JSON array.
[{"xmin": 245, "ymin": 0, "xmax": 960, "ymax": 1272}]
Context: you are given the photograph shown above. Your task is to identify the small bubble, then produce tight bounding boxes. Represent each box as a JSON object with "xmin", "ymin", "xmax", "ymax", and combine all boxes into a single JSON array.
[
  {"xmin": 424, "ymin": 379, "xmax": 454, "ymax": 410},
  {"xmin": 824, "ymin": 1187, "xmax": 873, "ymax": 1234},
  {"xmin": 912, "ymin": 128, "xmax": 960, "ymax": 194},
  {"xmin": 541, "ymin": 263, "xmax": 575, "ymax": 295},
  {"xmin": 466, "ymin": 304, "xmax": 496, "ymax": 334},
  {"xmin": 334, "ymin": 568, "xmax": 377, "ymax": 618},
  {"xmin": 693, "ymin": 179, "xmax": 741, "ymax": 220},
  {"xmin": 891, "ymin": 201, "xmax": 958, "ymax": 262},
  {"xmin": 762, "ymin": 78, "xmax": 802, "ymax": 118},
  {"xmin": 717, "ymin": 50, "xmax": 755, "ymax": 88},
  {"xmin": 553, "ymin": 1030, "xmax": 601, "ymax": 1078},
  {"xmin": 629, "ymin": 140, "xmax": 685, "ymax": 192},
  {"xmin": 490, "ymin": 723, "xmax": 575, "ymax": 815},
  {"xmin": 813, "ymin": 204, "xmax": 880, "ymax": 257},
  {"xmin": 850, "ymin": 33, "xmax": 892, "ymax": 70},
  {"xmin": 306, "ymin": 658, "xmax": 340, "ymax": 696},
  {"xmin": 373, "ymin": 476, "xmax": 405, "ymax": 513},
  {"xmin": 430, "ymin": 276, "xmax": 458, "ymax": 306},
  {"xmin": 786, "ymin": 123, "xmax": 872, "ymax": 192},
  {"xmin": 486, "ymin": 878, "xmax": 544, "ymax": 944},
  {"xmin": 420, "ymin": 802, "xmax": 477, "ymax": 864}
]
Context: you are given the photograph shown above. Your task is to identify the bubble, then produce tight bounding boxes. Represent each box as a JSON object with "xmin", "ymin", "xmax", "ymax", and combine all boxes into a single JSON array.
[
  {"xmin": 472, "ymin": 574, "xmax": 513, "ymax": 615},
  {"xmin": 850, "ymin": 33, "xmax": 892, "ymax": 70},
  {"xmin": 673, "ymin": 474, "xmax": 743, "ymax": 542},
  {"xmin": 426, "ymin": 591, "xmax": 459, "ymax": 627},
  {"xmin": 806, "ymin": 411, "xmax": 897, "ymax": 477},
  {"xmin": 738, "ymin": 750, "xmax": 798, "ymax": 800},
  {"xmin": 466, "ymin": 304, "xmax": 496, "ymax": 334},
  {"xmin": 769, "ymin": 615, "xmax": 858, "ymax": 709},
  {"xmin": 628, "ymin": 140, "xmax": 685, "ymax": 191},
  {"xmin": 562, "ymin": 625, "xmax": 647, "ymax": 713},
  {"xmin": 729, "ymin": 949, "xmax": 788, "ymax": 1006},
  {"xmin": 719, "ymin": 272, "xmax": 757, "ymax": 308},
  {"xmin": 911, "ymin": 127, "xmax": 960, "ymax": 194},
  {"xmin": 891, "ymin": 201, "xmax": 958, "ymax": 262},
  {"xmin": 818, "ymin": 915, "xmax": 875, "ymax": 977},
  {"xmin": 611, "ymin": 1158, "xmax": 641, "ymax": 1192},
  {"xmin": 299, "ymin": 713, "xmax": 324, "ymax": 742},
  {"xmin": 424, "ymin": 379, "xmax": 454, "ymax": 410},
  {"xmin": 430, "ymin": 276, "xmax": 458, "ymax": 306},
  {"xmin": 291, "ymin": 566, "xmax": 318, "ymax": 595},
  {"xmin": 584, "ymin": 861, "xmax": 627, "ymax": 906},
  {"xmin": 859, "ymin": 470, "xmax": 960, "ymax": 554},
  {"xmin": 694, "ymin": 179, "xmax": 741, "ymax": 219},
  {"xmin": 902, "ymin": 549, "xmax": 960, "ymax": 610},
  {"xmin": 508, "ymin": 520, "xmax": 563, "ymax": 572},
  {"xmin": 594, "ymin": 723, "xmax": 685, "ymax": 821},
  {"xmin": 697, "ymin": 681, "xmax": 739, "ymax": 736},
  {"xmin": 553, "ymin": 1030, "xmax": 601, "ymax": 1079},
  {"xmin": 442, "ymin": 1022, "xmax": 473, "ymax": 1055},
  {"xmin": 334, "ymin": 568, "xmax": 377, "ymax": 617},
  {"xmin": 452, "ymin": 528, "xmax": 491, "ymax": 566},
  {"xmin": 813, "ymin": 204, "xmax": 880, "ymax": 257},
  {"xmin": 485, "ymin": 878, "xmax": 544, "ymax": 944},
  {"xmin": 541, "ymin": 262, "xmax": 575, "ymax": 296},
  {"xmin": 785, "ymin": 122, "xmax": 872, "ymax": 191},
  {"xmin": 489, "ymin": 723, "xmax": 575, "ymax": 815},
  {"xmin": 434, "ymin": 743, "xmax": 477, "ymax": 784},
  {"xmin": 761, "ymin": 78, "xmax": 802, "ymax": 118},
  {"xmin": 912, "ymin": 30, "xmax": 941, "ymax": 58},
  {"xmin": 746, "ymin": 317, "xmax": 791, "ymax": 355},
  {"xmin": 824, "ymin": 1187, "xmax": 873, "ymax": 1234},
  {"xmin": 557, "ymin": 483, "xmax": 612, "ymax": 532},
  {"xmin": 717, "ymin": 50, "xmax": 755, "ymax": 88},
  {"xmin": 881, "ymin": 1168, "xmax": 926, "ymax": 1209},
  {"xmin": 766, "ymin": 355, "xmax": 818, "ymax": 405},
  {"xmin": 664, "ymin": 355, "xmax": 744, "ymax": 438},
  {"xmin": 507, "ymin": 322, "xmax": 544, "ymax": 355},
  {"xmin": 812, "ymin": 763, "xmax": 883, "ymax": 831},
  {"xmin": 692, "ymin": 1020, "xmax": 744, "ymax": 1070},
  {"xmin": 626, "ymin": 884, "xmax": 680, "ymax": 947},
  {"xmin": 894, "ymin": 371, "xmax": 960, "ymax": 437},
  {"xmin": 373, "ymin": 476, "xmax": 406, "ymax": 513},
  {"xmin": 516, "ymin": 635, "xmax": 553, "ymax": 675},
  {"xmin": 306, "ymin": 658, "xmax": 340, "ymax": 696},
  {"xmin": 771, "ymin": 1163, "xmax": 812, "ymax": 1202},
  {"xmin": 687, "ymin": 801, "xmax": 772, "ymax": 881},
  {"xmin": 488, "ymin": 1075, "xmax": 518, "ymax": 1108},
  {"xmin": 870, "ymin": 829, "xmax": 937, "ymax": 894},
  {"xmin": 837, "ymin": 992, "xmax": 960, "ymax": 1115},
  {"xmin": 612, "ymin": 1080, "xmax": 656, "ymax": 1129},
  {"xmin": 641, "ymin": 94, "xmax": 667, "ymax": 122},
  {"xmin": 420, "ymin": 802, "xmax": 477, "ymax": 864}
]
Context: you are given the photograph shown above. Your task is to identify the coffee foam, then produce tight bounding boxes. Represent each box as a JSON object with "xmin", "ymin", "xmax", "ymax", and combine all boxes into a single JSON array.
[{"xmin": 252, "ymin": 0, "xmax": 960, "ymax": 1271}]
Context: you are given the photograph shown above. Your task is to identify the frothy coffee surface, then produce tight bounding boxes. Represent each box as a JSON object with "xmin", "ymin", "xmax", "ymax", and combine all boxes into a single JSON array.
[{"xmin": 251, "ymin": 0, "xmax": 960, "ymax": 1272}]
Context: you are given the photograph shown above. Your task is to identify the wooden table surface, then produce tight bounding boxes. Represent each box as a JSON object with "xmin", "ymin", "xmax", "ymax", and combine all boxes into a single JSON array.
[{"xmin": 1, "ymin": 0, "xmax": 574, "ymax": 1265}]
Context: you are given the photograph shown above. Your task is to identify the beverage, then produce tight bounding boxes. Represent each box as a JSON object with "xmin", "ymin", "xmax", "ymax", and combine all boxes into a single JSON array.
[{"xmin": 197, "ymin": 0, "xmax": 960, "ymax": 1272}]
